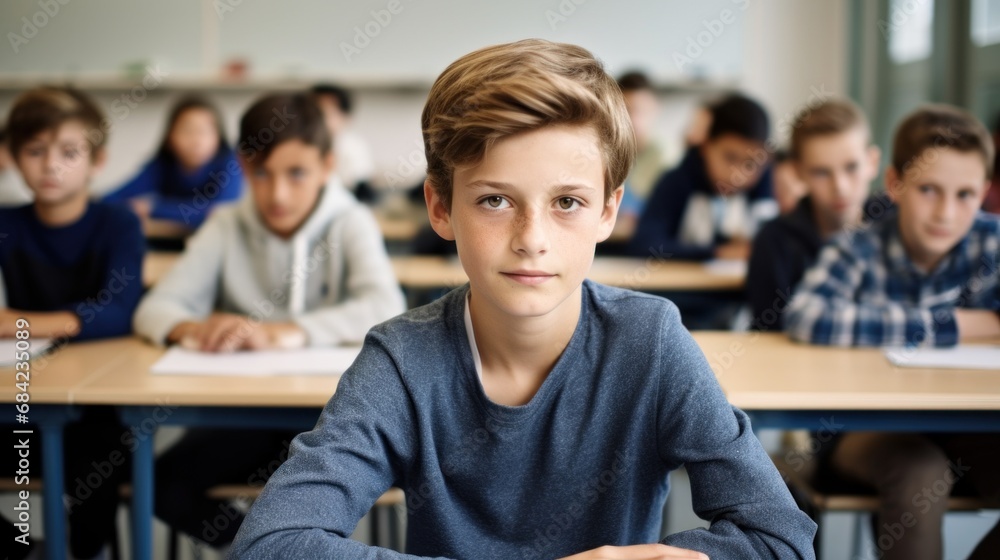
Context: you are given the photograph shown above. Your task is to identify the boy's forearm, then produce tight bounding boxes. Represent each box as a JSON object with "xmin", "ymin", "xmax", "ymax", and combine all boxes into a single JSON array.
[
  {"xmin": 955, "ymin": 308, "xmax": 1000, "ymax": 341},
  {"xmin": 1, "ymin": 309, "xmax": 80, "ymax": 338}
]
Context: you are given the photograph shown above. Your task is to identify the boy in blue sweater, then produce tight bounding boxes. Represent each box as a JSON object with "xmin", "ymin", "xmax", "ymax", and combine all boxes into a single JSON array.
[
  {"xmin": 231, "ymin": 40, "xmax": 816, "ymax": 559},
  {"xmin": 1, "ymin": 87, "xmax": 144, "ymax": 559}
]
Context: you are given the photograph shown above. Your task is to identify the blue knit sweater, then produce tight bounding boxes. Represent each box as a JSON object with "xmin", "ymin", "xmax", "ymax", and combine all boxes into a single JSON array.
[{"xmin": 231, "ymin": 281, "xmax": 816, "ymax": 559}]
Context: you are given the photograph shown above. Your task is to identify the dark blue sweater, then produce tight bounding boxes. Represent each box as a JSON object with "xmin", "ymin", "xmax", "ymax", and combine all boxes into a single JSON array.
[
  {"xmin": 231, "ymin": 281, "xmax": 816, "ymax": 559},
  {"xmin": 104, "ymin": 149, "xmax": 243, "ymax": 227},
  {"xmin": 630, "ymin": 147, "xmax": 773, "ymax": 260},
  {"xmin": 0, "ymin": 202, "xmax": 145, "ymax": 340}
]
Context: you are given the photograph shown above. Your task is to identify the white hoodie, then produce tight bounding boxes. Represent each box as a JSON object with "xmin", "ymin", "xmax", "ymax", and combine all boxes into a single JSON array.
[{"xmin": 134, "ymin": 179, "xmax": 405, "ymax": 346}]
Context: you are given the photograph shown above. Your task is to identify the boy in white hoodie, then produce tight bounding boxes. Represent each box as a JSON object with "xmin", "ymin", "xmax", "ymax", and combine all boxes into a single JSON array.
[{"xmin": 133, "ymin": 93, "xmax": 405, "ymax": 548}]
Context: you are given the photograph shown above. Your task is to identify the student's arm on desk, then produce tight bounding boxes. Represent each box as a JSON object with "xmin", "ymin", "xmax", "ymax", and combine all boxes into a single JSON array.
[
  {"xmin": 655, "ymin": 302, "xmax": 817, "ymax": 558},
  {"xmin": 133, "ymin": 215, "xmax": 225, "ymax": 345},
  {"xmin": 229, "ymin": 338, "xmax": 434, "ymax": 560},
  {"xmin": 955, "ymin": 308, "xmax": 1000, "ymax": 340},
  {"xmin": 0, "ymin": 212, "xmax": 145, "ymax": 340},
  {"xmin": 293, "ymin": 207, "xmax": 406, "ymax": 347},
  {"xmin": 784, "ymin": 242, "xmax": 959, "ymax": 347}
]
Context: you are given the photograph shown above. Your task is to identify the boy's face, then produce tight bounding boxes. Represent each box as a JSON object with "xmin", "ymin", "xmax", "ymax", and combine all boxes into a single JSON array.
[
  {"xmin": 887, "ymin": 148, "xmax": 989, "ymax": 269},
  {"xmin": 242, "ymin": 139, "xmax": 334, "ymax": 238},
  {"xmin": 622, "ymin": 89, "xmax": 658, "ymax": 148},
  {"xmin": 169, "ymin": 108, "xmax": 220, "ymax": 170},
  {"xmin": 796, "ymin": 127, "xmax": 880, "ymax": 230},
  {"xmin": 314, "ymin": 95, "xmax": 347, "ymax": 137},
  {"xmin": 15, "ymin": 120, "xmax": 102, "ymax": 206},
  {"xmin": 700, "ymin": 133, "xmax": 767, "ymax": 194},
  {"xmin": 427, "ymin": 124, "xmax": 621, "ymax": 319}
]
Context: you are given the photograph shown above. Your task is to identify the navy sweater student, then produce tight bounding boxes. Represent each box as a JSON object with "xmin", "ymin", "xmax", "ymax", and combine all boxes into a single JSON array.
[
  {"xmin": 0, "ymin": 87, "xmax": 144, "ymax": 560},
  {"xmin": 104, "ymin": 96, "xmax": 243, "ymax": 228},
  {"xmin": 630, "ymin": 94, "xmax": 776, "ymax": 260},
  {"xmin": 232, "ymin": 39, "xmax": 815, "ymax": 559},
  {"xmin": 747, "ymin": 99, "xmax": 887, "ymax": 331}
]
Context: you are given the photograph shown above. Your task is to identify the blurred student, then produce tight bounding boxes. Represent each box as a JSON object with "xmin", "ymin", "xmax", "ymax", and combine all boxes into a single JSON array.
[
  {"xmin": 630, "ymin": 93, "xmax": 776, "ymax": 261},
  {"xmin": 133, "ymin": 92, "xmax": 404, "ymax": 550},
  {"xmin": 771, "ymin": 150, "xmax": 807, "ymax": 215},
  {"xmin": 310, "ymin": 83, "xmax": 376, "ymax": 201},
  {"xmin": 231, "ymin": 39, "xmax": 815, "ymax": 560},
  {"xmin": 0, "ymin": 127, "xmax": 33, "ymax": 206},
  {"xmin": 985, "ymin": 112, "xmax": 1000, "ymax": 214},
  {"xmin": 747, "ymin": 100, "xmax": 883, "ymax": 331},
  {"xmin": 0, "ymin": 87, "xmax": 145, "ymax": 560},
  {"xmin": 786, "ymin": 105, "xmax": 999, "ymax": 559},
  {"xmin": 104, "ymin": 95, "xmax": 243, "ymax": 230}
]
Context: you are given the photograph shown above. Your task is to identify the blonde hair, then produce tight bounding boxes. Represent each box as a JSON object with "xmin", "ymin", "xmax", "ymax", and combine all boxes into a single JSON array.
[
  {"xmin": 789, "ymin": 98, "xmax": 870, "ymax": 161},
  {"xmin": 422, "ymin": 39, "xmax": 635, "ymax": 208}
]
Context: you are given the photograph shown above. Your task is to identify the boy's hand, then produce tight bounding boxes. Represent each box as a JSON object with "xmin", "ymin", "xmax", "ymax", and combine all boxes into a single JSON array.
[
  {"xmin": 954, "ymin": 308, "xmax": 1000, "ymax": 341},
  {"xmin": 130, "ymin": 198, "xmax": 152, "ymax": 218},
  {"xmin": 558, "ymin": 544, "xmax": 709, "ymax": 560},
  {"xmin": 714, "ymin": 239, "xmax": 750, "ymax": 260},
  {"xmin": 168, "ymin": 314, "xmax": 306, "ymax": 352}
]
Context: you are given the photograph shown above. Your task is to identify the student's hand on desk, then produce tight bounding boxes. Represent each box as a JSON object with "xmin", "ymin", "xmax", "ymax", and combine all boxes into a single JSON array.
[
  {"xmin": 954, "ymin": 308, "xmax": 1000, "ymax": 341},
  {"xmin": 558, "ymin": 544, "xmax": 708, "ymax": 560},
  {"xmin": 714, "ymin": 239, "xmax": 750, "ymax": 261},
  {"xmin": 168, "ymin": 314, "xmax": 307, "ymax": 352}
]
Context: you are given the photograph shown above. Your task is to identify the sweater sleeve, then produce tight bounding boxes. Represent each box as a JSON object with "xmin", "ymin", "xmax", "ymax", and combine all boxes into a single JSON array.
[
  {"xmin": 783, "ymin": 240, "xmax": 958, "ymax": 347},
  {"xmin": 62, "ymin": 210, "xmax": 145, "ymax": 340},
  {"xmin": 628, "ymin": 172, "xmax": 714, "ymax": 261},
  {"xmin": 655, "ymin": 303, "xmax": 817, "ymax": 557},
  {"xmin": 745, "ymin": 220, "xmax": 791, "ymax": 331},
  {"xmin": 132, "ymin": 212, "xmax": 227, "ymax": 344},
  {"xmin": 149, "ymin": 154, "xmax": 244, "ymax": 225},
  {"xmin": 294, "ymin": 207, "xmax": 406, "ymax": 346},
  {"xmin": 103, "ymin": 159, "xmax": 160, "ymax": 203},
  {"xmin": 230, "ymin": 336, "xmax": 448, "ymax": 560}
]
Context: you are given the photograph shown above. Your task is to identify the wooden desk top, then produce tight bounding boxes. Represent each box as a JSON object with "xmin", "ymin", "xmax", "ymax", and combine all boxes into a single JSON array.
[
  {"xmin": 70, "ymin": 339, "xmax": 340, "ymax": 407},
  {"xmin": 0, "ymin": 339, "xmax": 128, "ymax": 403},
  {"xmin": 693, "ymin": 332, "xmax": 1000, "ymax": 411},
  {"xmin": 5, "ymin": 333, "xmax": 998, "ymax": 411},
  {"xmin": 391, "ymin": 256, "xmax": 745, "ymax": 292}
]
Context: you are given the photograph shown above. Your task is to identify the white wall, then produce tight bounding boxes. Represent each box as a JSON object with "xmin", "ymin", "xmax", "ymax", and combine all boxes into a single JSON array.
[{"xmin": 0, "ymin": 0, "xmax": 849, "ymax": 195}]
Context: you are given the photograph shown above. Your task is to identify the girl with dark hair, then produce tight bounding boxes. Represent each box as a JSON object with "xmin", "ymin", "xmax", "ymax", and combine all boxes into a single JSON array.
[{"xmin": 104, "ymin": 95, "xmax": 243, "ymax": 227}]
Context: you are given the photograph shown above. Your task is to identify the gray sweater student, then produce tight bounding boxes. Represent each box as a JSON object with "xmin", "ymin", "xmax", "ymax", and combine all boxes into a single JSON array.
[
  {"xmin": 232, "ymin": 42, "xmax": 816, "ymax": 559},
  {"xmin": 136, "ymin": 93, "xmax": 405, "ymax": 549}
]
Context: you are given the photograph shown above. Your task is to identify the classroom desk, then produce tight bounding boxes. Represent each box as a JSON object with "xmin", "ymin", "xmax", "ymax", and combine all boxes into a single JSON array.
[
  {"xmin": 693, "ymin": 331, "xmax": 1000, "ymax": 431},
  {"xmin": 390, "ymin": 256, "xmax": 746, "ymax": 292},
  {"xmin": 9, "ymin": 333, "xmax": 1000, "ymax": 560},
  {"xmin": 0, "ymin": 339, "xmax": 136, "ymax": 560}
]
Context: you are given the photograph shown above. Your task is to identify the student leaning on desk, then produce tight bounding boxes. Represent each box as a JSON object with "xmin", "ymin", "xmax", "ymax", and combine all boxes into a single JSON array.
[
  {"xmin": 231, "ymin": 39, "xmax": 816, "ymax": 559},
  {"xmin": 786, "ymin": 105, "xmax": 1000, "ymax": 560},
  {"xmin": 132, "ymin": 92, "xmax": 404, "ymax": 551},
  {"xmin": 0, "ymin": 87, "xmax": 145, "ymax": 560}
]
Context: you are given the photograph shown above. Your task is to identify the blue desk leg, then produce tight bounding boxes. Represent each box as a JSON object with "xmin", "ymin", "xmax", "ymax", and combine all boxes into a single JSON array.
[
  {"xmin": 131, "ymin": 425, "xmax": 154, "ymax": 560},
  {"xmin": 38, "ymin": 415, "xmax": 66, "ymax": 560},
  {"xmin": 31, "ymin": 405, "xmax": 79, "ymax": 560}
]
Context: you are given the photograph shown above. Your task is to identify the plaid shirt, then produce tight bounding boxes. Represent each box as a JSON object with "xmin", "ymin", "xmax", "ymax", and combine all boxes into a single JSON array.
[{"xmin": 785, "ymin": 208, "xmax": 1000, "ymax": 347}]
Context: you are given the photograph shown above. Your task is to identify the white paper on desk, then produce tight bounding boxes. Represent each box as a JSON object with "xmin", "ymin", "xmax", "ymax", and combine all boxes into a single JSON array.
[
  {"xmin": 151, "ymin": 346, "xmax": 363, "ymax": 376},
  {"xmin": 884, "ymin": 346, "xmax": 1000, "ymax": 370},
  {"xmin": 0, "ymin": 338, "xmax": 55, "ymax": 366},
  {"xmin": 704, "ymin": 259, "xmax": 748, "ymax": 277}
]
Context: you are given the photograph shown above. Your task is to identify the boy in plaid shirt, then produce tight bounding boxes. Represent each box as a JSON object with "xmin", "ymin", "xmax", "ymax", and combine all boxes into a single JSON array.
[{"xmin": 786, "ymin": 105, "xmax": 999, "ymax": 559}]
